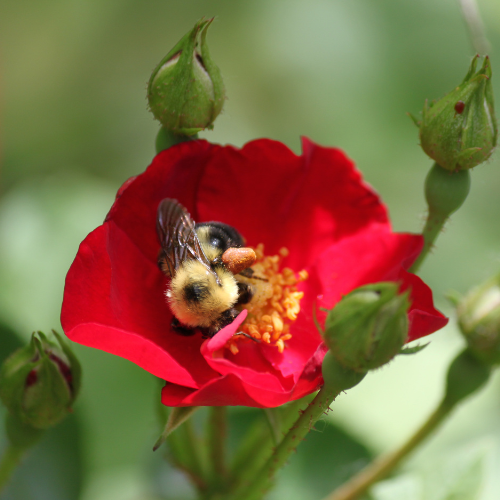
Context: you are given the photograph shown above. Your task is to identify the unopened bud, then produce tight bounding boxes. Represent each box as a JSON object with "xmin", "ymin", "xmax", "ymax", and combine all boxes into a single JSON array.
[
  {"xmin": 0, "ymin": 331, "xmax": 81, "ymax": 429},
  {"xmin": 418, "ymin": 56, "xmax": 497, "ymax": 171},
  {"xmin": 456, "ymin": 273, "xmax": 500, "ymax": 366},
  {"xmin": 147, "ymin": 18, "xmax": 225, "ymax": 136},
  {"xmin": 323, "ymin": 283, "xmax": 410, "ymax": 372}
]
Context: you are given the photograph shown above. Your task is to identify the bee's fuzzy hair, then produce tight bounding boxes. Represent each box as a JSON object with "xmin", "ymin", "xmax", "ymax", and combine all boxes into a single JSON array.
[{"xmin": 168, "ymin": 260, "xmax": 239, "ymax": 328}]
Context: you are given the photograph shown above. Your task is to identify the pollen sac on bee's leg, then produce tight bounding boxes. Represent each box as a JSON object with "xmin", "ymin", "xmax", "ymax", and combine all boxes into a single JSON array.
[
  {"xmin": 222, "ymin": 247, "xmax": 256, "ymax": 275},
  {"xmin": 171, "ymin": 317, "xmax": 196, "ymax": 336}
]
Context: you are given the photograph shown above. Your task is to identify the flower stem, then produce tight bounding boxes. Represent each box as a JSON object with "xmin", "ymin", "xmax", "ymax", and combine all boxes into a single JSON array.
[
  {"xmin": 167, "ymin": 418, "xmax": 208, "ymax": 491},
  {"xmin": 207, "ymin": 406, "xmax": 227, "ymax": 491},
  {"xmin": 409, "ymin": 164, "xmax": 470, "ymax": 274},
  {"xmin": 229, "ymin": 386, "xmax": 340, "ymax": 500},
  {"xmin": 459, "ymin": 0, "xmax": 490, "ymax": 54},
  {"xmin": 0, "ymin": 444, "xmax": 23, "ymax": 493},
  {"xmin": 155, "ymin": 127, "xmax": 199, "ymax": 154},
  {"xmin": 408, "ymin": 210, "xmax": 447, "ymax": 274},
  {"xmin": 323, "ymin": 348, "xmax": 491, "ymax": 500},
  {"xmin": 227, "ymin": 397, "xmax": 314, "ymax": 494},
  {"xmin": 323, "ymin": 399, "xmax": 453, "ymax": 500}
]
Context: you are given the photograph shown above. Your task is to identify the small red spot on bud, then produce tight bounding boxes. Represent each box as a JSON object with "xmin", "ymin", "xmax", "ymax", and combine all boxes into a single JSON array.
[
  {"xmin": 455, "ymin": 101, "xmax": 465, "ymax": 114},
  {"xmin": 26, "ymin": 369, "xmax": 38, "ymax": 387}
]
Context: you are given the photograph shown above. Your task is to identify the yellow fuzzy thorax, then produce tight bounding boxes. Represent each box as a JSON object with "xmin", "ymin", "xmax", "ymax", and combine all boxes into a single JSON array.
[{"xmin": 226, "ymin": 244, "xmax": 308, "ymax": 354}]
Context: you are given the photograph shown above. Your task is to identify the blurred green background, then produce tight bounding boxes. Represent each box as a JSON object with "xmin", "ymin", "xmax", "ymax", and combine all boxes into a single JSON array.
[{"xmin": 1, "ymin": 0, "xmax": 500, "ymax": 499}]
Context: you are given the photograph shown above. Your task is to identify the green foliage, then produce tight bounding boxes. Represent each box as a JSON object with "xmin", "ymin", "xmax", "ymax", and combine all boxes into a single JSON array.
[
  {"xmin": 0, "ymin": 322, "xmax": 83, "ymax": 500},
  {"xmin": 373, "ymin": 444, "xmax": 486, "ymax": 500}
]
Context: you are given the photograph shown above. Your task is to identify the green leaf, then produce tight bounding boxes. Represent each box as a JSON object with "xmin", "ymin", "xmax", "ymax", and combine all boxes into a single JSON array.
[
  {"xmin": 423, "ymin": 445, "xmax": 486, "ymax": 500},
  {"xmin": 0, "ymin": 322, "xmax": 23, "ymax": 364}
]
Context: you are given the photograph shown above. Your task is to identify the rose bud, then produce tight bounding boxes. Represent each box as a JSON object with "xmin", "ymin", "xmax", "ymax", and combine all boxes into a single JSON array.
[
  {"xmin": 323, "ymin": 283, "xmax": 410, "ymax": 373},
  {"xmin": 454, "ymin": 273, "xmax": 500, "ymax": 366},
  {"xmin": 417, "ymin": 55, "xmax": 497, "ymax": 171},
  {"xmin": 147, "ymin": 18, "xmax": 225, "ymax": 136},
  {"xmin": 0, "ymin": 331, "xmax": 81, "ymax": 429}
]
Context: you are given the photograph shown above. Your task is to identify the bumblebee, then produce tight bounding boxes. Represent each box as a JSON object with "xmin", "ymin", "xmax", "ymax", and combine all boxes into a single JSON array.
[{"xmin": 156, "ymin": 198, "xmax": 257, "ymax": 337}]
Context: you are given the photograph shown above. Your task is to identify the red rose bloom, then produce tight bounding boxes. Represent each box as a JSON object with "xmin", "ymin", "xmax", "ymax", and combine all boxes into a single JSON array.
[{"xmin": 61, "ymin": 138, "xmax": 447, "ymax": 408}]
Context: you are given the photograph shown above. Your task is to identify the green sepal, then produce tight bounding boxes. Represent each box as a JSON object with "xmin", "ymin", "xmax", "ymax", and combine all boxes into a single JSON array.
[
  {"xmin": 52, "ymin": 329, "xmax": 81, "ymax": 400},
  {"xmin": 399, "ymin": 342, "xmax": 429, "ymax": 355},
  {"xmin": 407, "ymin": 112, "xmax": 421, "ymax": 128},
  {"xmin": 153, "ymin": 406, "xmax": 199, "ymax": 451},
  {"xmin": 323, "ymin": 283, "xmax": 410, "ymax": 372},
  {"xmin": 0, "ymin": 336, "xmax": 39, "ymax": 419},
  {"xmin": 23, "ymin": 336, "xmax": 72, "ymax": 429},
  {"xmin": 199, "ymin": 19, "xmax": 225, "ymax": 120}
]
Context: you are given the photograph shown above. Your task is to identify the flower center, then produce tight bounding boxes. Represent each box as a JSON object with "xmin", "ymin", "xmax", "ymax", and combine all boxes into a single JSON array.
[{"xmin": 225, "ymin": 244, "xmax": 308, "ymax": 354}]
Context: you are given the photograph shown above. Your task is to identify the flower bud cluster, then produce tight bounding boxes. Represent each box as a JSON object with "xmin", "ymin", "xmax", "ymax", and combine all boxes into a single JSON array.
[{"xmin": 0, "ymin": 331, "xmax": 81, "ymax": 429}]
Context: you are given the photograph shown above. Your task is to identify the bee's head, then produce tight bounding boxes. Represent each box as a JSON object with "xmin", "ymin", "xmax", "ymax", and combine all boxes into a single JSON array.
[{"xmin": 195, "ymin": 222, "xmax": 245, "ymax": 253}]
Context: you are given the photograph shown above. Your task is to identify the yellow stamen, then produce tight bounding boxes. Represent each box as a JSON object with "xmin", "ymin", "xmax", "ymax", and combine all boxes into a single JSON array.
[{"xmin": 224, "ymin": 245, "xmax": 308, "ymax": 353}]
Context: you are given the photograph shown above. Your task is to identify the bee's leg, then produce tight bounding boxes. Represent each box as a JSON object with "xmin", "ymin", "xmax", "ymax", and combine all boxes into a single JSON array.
[
  {"xmin": 171, "ymin": 316, "xmax": 196, "ymax": 336},
  {"xmin": 234, "ymin": 332, "xmax": 261, "ymax": 343},
  {"xmin": 238, "ymin": 268, "xmax": 254, "ymax": 278},
  {"xmin": 238, "ymin": 268, "xmax": 268, "ymax": 281},
  {"xmin": 203, "ymin": 308, "xmax": 241, "ymax": 338},
  {"xmin": 235, "ymin": 282, "xmax": 254, "ymax": 305}
]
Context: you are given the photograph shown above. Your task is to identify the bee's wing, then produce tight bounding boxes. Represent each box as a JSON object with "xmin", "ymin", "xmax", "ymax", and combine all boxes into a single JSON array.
[{"xmin": 156, "ymin": 198, "xmax": 213, "ymax": 277}]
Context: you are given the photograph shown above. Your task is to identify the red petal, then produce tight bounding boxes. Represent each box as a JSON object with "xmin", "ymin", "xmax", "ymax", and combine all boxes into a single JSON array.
[
  {"xmin": 62, "ymin": 224, "xmax": 219, "ymax": 388},
  {"xmin": 196, "ymin": 138, "xmax": 388, "ymax": 269},
  {"xmin": 161, "ymin": 373, "xmax": 293, "ymax": 408},
  {"xmin": 61, "ymin": 138, "xmax": 447, "ymax": 408}
]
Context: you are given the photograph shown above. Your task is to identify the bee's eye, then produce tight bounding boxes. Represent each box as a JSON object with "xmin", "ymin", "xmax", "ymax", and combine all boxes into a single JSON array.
[{"xmin": 211, "ymin": 236, "xmax": 225, "ymax": 249}]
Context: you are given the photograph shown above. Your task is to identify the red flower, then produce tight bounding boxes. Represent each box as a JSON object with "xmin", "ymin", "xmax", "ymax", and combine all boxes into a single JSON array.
[{"xmin": 61, "ymin": 138, "xmax": 447, "ymax": 408}]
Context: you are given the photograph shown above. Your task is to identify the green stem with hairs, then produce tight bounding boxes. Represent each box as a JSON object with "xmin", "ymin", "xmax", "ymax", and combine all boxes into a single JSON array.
[
  {"xmin": 227, "ymin": 396, "xmax": 315, "ymax": 495},
  {"xmin": 323, "ymin": 400, "xmax": 453, "ymax": 500},
  {"xmin": 229, "ymin": 353, "xmax": 366, "ymax": 500},
  {"xmin": 409, "ymin": 211, "xmax": 448, "ymax": 274},
  {"xmin": 323, "ymin": 349, "xmax": 491, "ymax": 500}
]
